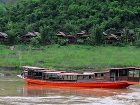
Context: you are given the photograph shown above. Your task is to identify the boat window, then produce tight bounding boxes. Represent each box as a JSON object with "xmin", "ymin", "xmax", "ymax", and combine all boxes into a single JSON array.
[
  {"xmin": 134, "ymin": 70, "xmax": 140, "ymax": 77},
  {"xmin": 89, "ymin": 76, "xmax": 91, "ymax": 79},
  {"xmin": 34, "ymin": 72, "xmax": 42, "ymax": 76},
  {"xmin": 77, "ymin": 76, "xmax": 83, "ymax": 80},
  {"xmin": 129, "ymin": 70, "xmax": 140, "ymax": 77},
  {"xmin": 95, "ymin": 73, "xmax": 97, "ymax": 77},
  {"xmin": 119, "ymin": 70, "xmax": 128, "ymax": 76},
  {"xmin": 129, "ymin": 71, "xmax": 134, "ymax": 77},
  {"xmin": 95, "ymin": 73, "xmax": 104, "ymax": 77},
  {"xmin": 28, "ymin": 71, "xmax": 32, "ymax": 76},
  {"xmin": 101, "ymin": 73, "xmax": 104, "ymax": 77},
  {"xmin": 47, "ymin": 73, "xmax": 59, "ymax": 79},
  {"xmin": 67, "ymin": 76, "xmax": 71, "ymax": 80},
  {"xmin": 61, "ymin": 75, "xmax": 77, "ymax": 81}
]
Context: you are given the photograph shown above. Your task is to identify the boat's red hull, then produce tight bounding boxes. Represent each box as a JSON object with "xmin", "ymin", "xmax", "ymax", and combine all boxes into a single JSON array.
[{"xmin": 24, "ymin": 78, "xmax": 131, "ymax": 89}]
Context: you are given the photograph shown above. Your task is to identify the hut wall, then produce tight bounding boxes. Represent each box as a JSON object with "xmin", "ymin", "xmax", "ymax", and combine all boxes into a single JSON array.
[{"xmin": 68, "ymin": 37, "xmax": 77, "ymax": 44}]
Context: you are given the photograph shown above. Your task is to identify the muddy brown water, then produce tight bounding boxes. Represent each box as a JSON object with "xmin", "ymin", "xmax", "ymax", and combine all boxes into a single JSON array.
[{"xmin": 0, "ymin": 71, "xmax": 140, "ymax": 105}]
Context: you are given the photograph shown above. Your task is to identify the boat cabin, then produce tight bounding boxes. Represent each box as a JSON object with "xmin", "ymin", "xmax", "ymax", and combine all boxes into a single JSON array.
[
  {"xmin": 21, "ymin": 66, "xmax": 57, "ymax": 79},
  {"xmin": 23, "ymin": 68, "xmax": 110, "ymax": 82},
  {"xmin": 22, "ymin": 66, "xmax": 140, "ymax": 83},
  {"xmin": 110, "ymin": 67, "xmax": 140, "ymax": 82}
]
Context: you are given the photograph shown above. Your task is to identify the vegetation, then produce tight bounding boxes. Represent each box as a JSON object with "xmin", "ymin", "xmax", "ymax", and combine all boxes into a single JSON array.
[
  {"xmin": 0, "ymin": 45, "xmax": 140, "ymax": 71},
  {"xmin": 0, "ymin": 0, "xmax": 16, "ymax": 3},
  {"xmin": 0, "ymin": 0, "xmax": 140, "ymax": 70},
  {"xmin": 0, "ymin": 0, "xmax": 140, "ymax": 45}
]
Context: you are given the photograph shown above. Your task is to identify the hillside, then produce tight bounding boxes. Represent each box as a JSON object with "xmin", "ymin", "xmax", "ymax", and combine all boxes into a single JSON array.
[{"xmin": 0, "ymin": 0, "xmax": 140, "ymax": 45}]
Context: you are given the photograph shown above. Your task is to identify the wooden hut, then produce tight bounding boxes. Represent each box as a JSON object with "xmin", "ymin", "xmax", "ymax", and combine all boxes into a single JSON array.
[
  {"xmin": 122, "ymin": 29, "xmax": 135, "ymax": 43},
  {"xmin": 104, "ymin": 34, "xmax": 119, "ymax": 44},
  {"xmin": 0, "ymin": 32, "xmax": 8, "ymax": 42},
  {"xmin": 56, "ymin": 31, "xmax": 89, "ymax": 44},
  {"xmin": 56, "ymin": 31, "xmax": 77, "ymax": 44},
  {"xmin": 56, "ymin": 32, "xmax": 66, "ymax": 38},
  {"xmin": 77, "ymin": 31, "xmax": 86, "ymax": 37},
  {"xmin": 103, "ymin": 28, "xmax": 135, "ymax": 44},
  {"xmin": 103, "ymin": 28, "xmax": 122, "ymax": 44},
  {"xmin": 77, "ymin": 31, "xmax": 89, "ymax": 42},
  {"xmin": 20, "ymin": 32, "xmax": 40, "ymax": 42},
  {"xmin": 67, "ymin": 35, "xmax": 77, "ymax": 44}
]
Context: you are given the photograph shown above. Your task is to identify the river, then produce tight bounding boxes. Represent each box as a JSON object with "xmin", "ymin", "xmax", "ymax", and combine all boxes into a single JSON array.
[{"xmin": 0, "ymin": 71, "xmax": 140, "ymax": 105}]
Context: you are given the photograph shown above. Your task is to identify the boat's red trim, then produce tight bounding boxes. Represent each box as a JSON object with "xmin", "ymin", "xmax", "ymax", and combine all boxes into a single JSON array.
[{"xmin": 24, "ymin": 78, "xmax": 131, "ymax": 89}]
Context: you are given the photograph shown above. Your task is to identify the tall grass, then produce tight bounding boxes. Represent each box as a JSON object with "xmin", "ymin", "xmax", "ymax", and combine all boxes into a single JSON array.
[{"xmin": 0, "ymin": 44, "xmax": 140, "ymax": 71}]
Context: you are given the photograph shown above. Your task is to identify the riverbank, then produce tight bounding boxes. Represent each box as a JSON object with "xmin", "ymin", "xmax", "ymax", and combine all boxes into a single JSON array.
[{"xmin": 0, "ymin": 44, "xmax": 140, "ymax": 71}]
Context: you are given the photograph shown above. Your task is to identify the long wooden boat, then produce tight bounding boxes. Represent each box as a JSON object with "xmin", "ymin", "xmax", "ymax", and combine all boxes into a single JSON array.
[
  {"xmin": 21, "ymin": 66, "xmax": 140, "ymax": 89},
  {"xmin": 24, "ymin": 78, "xmax": 131, "ymax": 89}
]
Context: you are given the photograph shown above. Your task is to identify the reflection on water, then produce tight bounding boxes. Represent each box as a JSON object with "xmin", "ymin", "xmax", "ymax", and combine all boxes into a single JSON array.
[
  {"xmin": 0, "ymin": 77, "xmax": 140, "ymax": 105},
  {"xmin": 23, "ymin": 85, "xmax": 131, "ymax": 97}
]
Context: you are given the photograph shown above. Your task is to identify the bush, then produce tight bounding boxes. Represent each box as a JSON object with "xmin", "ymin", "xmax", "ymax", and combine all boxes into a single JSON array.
[
  {"xmin": 112, "ymin": 42, "xmax": 126, "ymax": 47},
  {"xmin": 30, "ymin": 36, "xmax": 41, "ymax": 47},
  {"xmin": 135, "ymin": 40, "xmax": 140, "ymax": 47},
  {"xmin": 57, "ymin": 39, "xmax": 67, "ymax": 46}
]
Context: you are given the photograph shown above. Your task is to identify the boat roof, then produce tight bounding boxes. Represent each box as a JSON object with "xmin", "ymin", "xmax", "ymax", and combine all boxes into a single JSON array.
[
  {"xmin": 110, "ymin": 68, "xmax": 126, "ymax": 70},
  {"xmin": 110, "ymin": 67, "xmax": 136, "ymax": 71},
  {"xmin": 58, "ymin": 72, "xmax": 96, "ymax": 76},
  {"xmin": 58, "ymin": 73, "xmax": 80, "ymax": 76},
  {"xmin": 21, "ymin": 66, "xmax": 46, "ymax": 70},
  {"xmin": 83, "ymin": 72, "xmax": 94, "ymax": 74},
  {"xmin": 123, "ymin": 67, "xmax": 136, "ymax": 69},
  {"xmin": 21, "ymin": 66, "xmax": 58, "ymax": 72},
  {"xmin": 44, "ymin": 71, "xmax": 66, "ymax": 74},
  {"xmin": 92, "ymin": 71, "xmax": 109, "ymax": 74},
  {"xmin": 135, "ymin": 68, "xmax": 140, "ymax": 70},
  {"xmin": 32, "ymin": 70, "xmax": 56, "ymax": 72},
  {"xmin": 45, "ymin": 72, "xmax": 62, "ymax": 74}
]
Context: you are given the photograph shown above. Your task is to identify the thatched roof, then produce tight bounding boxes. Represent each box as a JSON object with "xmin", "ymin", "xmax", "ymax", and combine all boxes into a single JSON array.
[
  {"xmin": 103, "ymin": 28, "xmax": 116, "ymax": 35},
  {"xmin": 106, "ymin": 34, "xmax": 119, "ymax": 40},
  {"xmin": 24, "ymin": 32, "xmax": 40, "ymax": 37},
  {"xmin": 77, "ymin": 31, "xmax": 86, "ymax": 35},
  {"xmin": 56, "ymin": 32, "xmax": 66, "ymax": 37},
  {"xmin": 103, "ymin": 28, "xmax": 123, "ymax": 36},
  {"xmin": 56, "ymin": 31, "xmax": 88, "ymax": 39},
  {"xmin": 0, "ymin": 32, "xmax": 8, "ymax": 38},
  {"xmin": 103, "ymin": 32, "xmax": 108, "ymax": 36}
]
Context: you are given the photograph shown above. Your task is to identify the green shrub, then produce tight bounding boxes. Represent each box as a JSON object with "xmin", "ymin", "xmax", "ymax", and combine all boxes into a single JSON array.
[
  {"xmin": 135, "ymin": 40, "xmax": 140, "ymax": 47},
  {"xmin": 30, "ymin": 36, "xmax": 41, "ymax": 47}
]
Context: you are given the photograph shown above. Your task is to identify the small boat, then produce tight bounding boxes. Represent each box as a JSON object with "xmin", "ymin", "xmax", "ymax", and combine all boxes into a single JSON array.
[{"xmin": 21, "ymin": 66, "xmax": 134, "ymax": 89}]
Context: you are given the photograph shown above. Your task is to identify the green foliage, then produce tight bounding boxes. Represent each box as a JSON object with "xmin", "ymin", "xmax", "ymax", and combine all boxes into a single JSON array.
[
  {"xmin": 57, "ymin": 38, "xmax": 67, "ymax": 46},
  {"xmin": 30, "ymin": 35, "xmax": 41, "ymax": 47},
  {"xmin": 0, "ymin": 0, "xmax": 140, "ymax": 45},
  {"xmin": 135, "ymin": 40, "xmax": 140, "ymax": 47},
  {"xmin": 40, "ymin": 25, "xmax": 55, "ymax": 44}
]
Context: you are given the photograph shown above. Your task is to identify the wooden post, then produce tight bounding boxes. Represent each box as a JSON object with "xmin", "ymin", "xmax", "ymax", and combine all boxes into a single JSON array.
[
  {"xmin": 118, "ymin": 70, "xmax": 119, "ymax": 80},
  {"xmin": 133, "ymin": 70, "xmax": 134, "ymax": 77},
  {"xmin": 113, "ymin": 70, "xmax": 116, "ymax": 81},
  {"xmin": 133, "ymin": 70, "xmax": 135, "ymax": 81},
  {"xmin": 127, "ymin": 70, "xmax": 129, "ymax": 81},
  {"xmin": 42, "ymin": 72, "xmax": 43, "ymax": 80},
  {"xmin": 76, "ymin": 75, "xmax": 78, "ymax": 82},
  {"xmin": 139, "ymin": 70, "xmax": 140, "ymax": 82}
]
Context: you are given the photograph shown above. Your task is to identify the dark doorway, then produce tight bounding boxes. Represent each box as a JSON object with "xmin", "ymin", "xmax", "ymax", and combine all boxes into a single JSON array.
[{"xmin": 110, "ymin": 70, "xmax": 119, "ymax": 81}]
